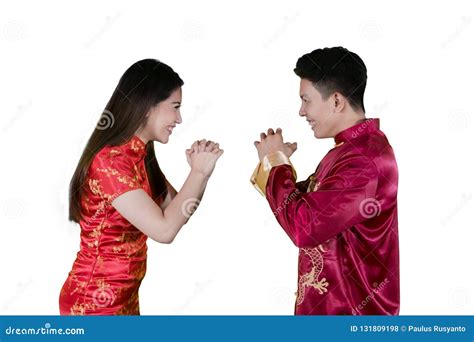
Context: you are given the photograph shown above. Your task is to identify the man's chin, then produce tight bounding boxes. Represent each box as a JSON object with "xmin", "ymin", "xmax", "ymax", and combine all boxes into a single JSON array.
[
  {"xmin": 313, "ymin": 129, "xmax": 329, "ymax": 139},
  {"xmin": 313, "ymin": 128, "xmax": 322, "ymax": 138}
]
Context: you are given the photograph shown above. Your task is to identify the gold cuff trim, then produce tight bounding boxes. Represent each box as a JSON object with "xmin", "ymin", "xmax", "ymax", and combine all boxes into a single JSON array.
[{"xmin": 250, "ymin": 151, "xmax": 297, "ymax": 196}]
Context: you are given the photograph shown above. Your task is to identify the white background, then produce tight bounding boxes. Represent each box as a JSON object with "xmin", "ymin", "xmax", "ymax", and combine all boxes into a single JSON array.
[{"xmin": 0, "ymin": 0, "xmax": 473, "ymax": 315}]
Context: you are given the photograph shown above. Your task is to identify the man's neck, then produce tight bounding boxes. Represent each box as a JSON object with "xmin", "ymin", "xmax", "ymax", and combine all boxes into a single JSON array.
[{"xmin": 335, "ymin": 112, "xmax": 366, "ymax": 136}]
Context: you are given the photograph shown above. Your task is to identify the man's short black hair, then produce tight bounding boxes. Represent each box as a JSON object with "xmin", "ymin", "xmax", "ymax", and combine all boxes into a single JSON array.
[{"xmin": 294, "ymin": 46, "xmax": 367, "ymax": 112}]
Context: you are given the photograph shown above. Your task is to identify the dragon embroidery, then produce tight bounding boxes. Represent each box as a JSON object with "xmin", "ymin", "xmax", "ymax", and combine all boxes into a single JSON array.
[{"xmin": 296, "ymin": 245, "xmax": 329, "ymax": 305}]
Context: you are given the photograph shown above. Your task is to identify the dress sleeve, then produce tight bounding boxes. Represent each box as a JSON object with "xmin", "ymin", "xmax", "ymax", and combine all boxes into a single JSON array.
[
  {"xmin": 89, "ymin": 149, "xmax": 143, "ymax": 204},
  {"xmin": 264, "ymin": 151, "xmax": 379, "ymax": 248}
]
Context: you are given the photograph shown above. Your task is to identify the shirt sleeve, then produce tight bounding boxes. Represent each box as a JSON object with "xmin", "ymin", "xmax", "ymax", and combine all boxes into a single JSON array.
[
  {"xmin": 90, "ymin": 150, "xmax": 143, "ymax": 204},
  {"xmin": 295, "ymin": 175, "xmax": 312, "ymax": 193},
  {"xmin": 250, "ymin": 151, "xmax": 297, "ymax": 196},
  {"xmin": 265, "ymin": 151, "xmax": 379, "ymax": 248}
]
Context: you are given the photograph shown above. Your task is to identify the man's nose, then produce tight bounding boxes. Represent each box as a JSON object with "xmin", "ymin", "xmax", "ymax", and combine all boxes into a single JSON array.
[{"xmin": 299, "ymin": 106, "xmax": 306, "ymax": 117}]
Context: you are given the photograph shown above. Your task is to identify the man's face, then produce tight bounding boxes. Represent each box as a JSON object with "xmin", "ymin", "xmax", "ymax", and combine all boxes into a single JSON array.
[{"xmin": 299, "ymin": 78, "xmax": 339, "ymax": 138}]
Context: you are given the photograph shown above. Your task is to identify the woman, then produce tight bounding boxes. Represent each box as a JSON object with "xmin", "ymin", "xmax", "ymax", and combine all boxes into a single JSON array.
[{"xmin": 59, "ymin": 59, "xmax": 223, "ymax": 315}]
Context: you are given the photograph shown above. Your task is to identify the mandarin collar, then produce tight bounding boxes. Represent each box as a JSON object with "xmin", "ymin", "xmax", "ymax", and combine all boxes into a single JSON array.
[
  {"xmin": 334, "ymin": 118, "xmax": 380, "ymax": 145},
  {"xmin": 122, "ymin": 135, "xmax": 147, "ymax": 161}
]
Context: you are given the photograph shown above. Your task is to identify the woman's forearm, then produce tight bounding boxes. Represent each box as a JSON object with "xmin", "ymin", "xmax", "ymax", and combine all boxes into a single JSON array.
[{"xmin": 162, "ymin": 169, "xmax": 209, "ymax": 241}]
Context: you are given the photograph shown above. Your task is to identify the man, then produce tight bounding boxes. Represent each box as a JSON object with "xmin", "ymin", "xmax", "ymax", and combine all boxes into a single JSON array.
[{"xmin": 251, "ymin": 47, "xmax": 399, "ymax": 315}]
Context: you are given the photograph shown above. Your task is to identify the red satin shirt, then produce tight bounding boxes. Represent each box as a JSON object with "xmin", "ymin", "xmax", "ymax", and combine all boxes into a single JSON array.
[
  {"xmin": 265, "ymin": 119, "xmax": 400, "ymax": 315},
  {"xmin": 59, "ymin": 135, "xmax": 152, "ymax": 315}
]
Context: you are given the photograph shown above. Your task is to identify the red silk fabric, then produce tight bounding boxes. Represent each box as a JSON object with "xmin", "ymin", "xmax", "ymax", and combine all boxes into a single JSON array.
[
  {"xmin": 59, "ymin": 136, "xmax": 151, "ymax": 315},
  {"xmin": 266, "ymin": 119, "xmax": 400, "ymax": 315}
]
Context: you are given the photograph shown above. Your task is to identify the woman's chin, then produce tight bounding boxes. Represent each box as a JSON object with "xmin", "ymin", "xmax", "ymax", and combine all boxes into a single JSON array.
[{"xmin": 158, "ymin": 135, "xmax": 170, "ymax": 144}]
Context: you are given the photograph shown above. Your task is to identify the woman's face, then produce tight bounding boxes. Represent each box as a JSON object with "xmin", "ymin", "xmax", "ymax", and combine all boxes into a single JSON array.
[{"xmin": 141, "ymin": 87, "xmax": 182, "ymax": 144}]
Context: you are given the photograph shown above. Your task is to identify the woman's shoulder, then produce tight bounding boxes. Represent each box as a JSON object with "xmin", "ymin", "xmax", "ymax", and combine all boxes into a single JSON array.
[
  {"xmin": 95, "ymin": 144, "xmax": 125, "ymax": 159},
  {"xmin": 90, "ymin": 145, "xmax": 134, "ymax": 175},
  {"xmin": 86, "ymin": 144, "xmax": 143, "ymax": 204}
]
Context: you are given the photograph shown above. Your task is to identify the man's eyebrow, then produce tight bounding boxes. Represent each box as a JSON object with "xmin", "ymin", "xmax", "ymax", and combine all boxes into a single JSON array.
[{"xmin": 171, "ymin": 101, "xmax": 181, "ymax": 104}]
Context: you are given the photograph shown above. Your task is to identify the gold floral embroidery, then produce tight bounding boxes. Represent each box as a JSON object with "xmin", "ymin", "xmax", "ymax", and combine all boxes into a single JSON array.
[
  {"xmin": 70, "ymin": 300, "xmax": 96, "ymax": 315},
  {"xmin": 117, "ymin": 174, "xmax": 139, "ymax": 188},
  {"xmin": 96, "ymin": 166, "xmax": 119, "ymax": 176},
  {"xmin": 64, "ymin": 137, "xmax": 148, "ymax": 315},
  {"xmin": 115, "ymin": 231, "xmax": 139, "ymax": 243},
  {"xmin": 96, "ymin": 166, "xmax": 139, "ymax": 189},
  {"xmin": 112, "ymin": 231, "xmax": 144, "ymax": 256},
  {"xmin": 88, "ymin": 220, "xmax": 105, "ymax": 239},
  {"xmin": 130, "ymin": 139, "xmax": 145, "ymax": 154},
  {"xmin": 115, "ymin": 291, "xmax": 139, "ymax": 315},
  {"xmin": 94, "ymin": 255, "xmax": 105, "ymax": 273},
  {"xmin": 70, "ymin": 279, "xmax": 87, "ymax": 296},
  {"xmin": 130, "ymin": 260, "xmax": 147, "ymax": 281},
  {"xmin": 87, "ymin": 240, "xmax": 99, "ymax": 248},
  {"xmin": 89, "ymin": 179, "xmax": 103, "ymax": 196},
  {"xmin": 109, "ymin": 148, "xmax": 121, "ymax": 157}
]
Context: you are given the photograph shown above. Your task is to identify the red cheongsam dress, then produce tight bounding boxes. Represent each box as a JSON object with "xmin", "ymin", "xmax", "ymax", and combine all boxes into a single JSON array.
[{"xmin": 59, "ymin": 135, "xmax": 152, "ymax": 315}]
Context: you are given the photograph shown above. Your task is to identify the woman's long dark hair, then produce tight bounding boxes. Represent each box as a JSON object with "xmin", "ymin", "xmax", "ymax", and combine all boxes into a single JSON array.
[{"xmin": 69, "ymin": 59, "xmax": 184, "ymax": 223}]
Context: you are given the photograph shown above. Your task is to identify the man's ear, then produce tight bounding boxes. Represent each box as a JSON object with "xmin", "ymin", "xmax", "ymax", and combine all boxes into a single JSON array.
[{"xmin": 333, "ymin": 92, "xmax": 346, "ymax": 113}]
